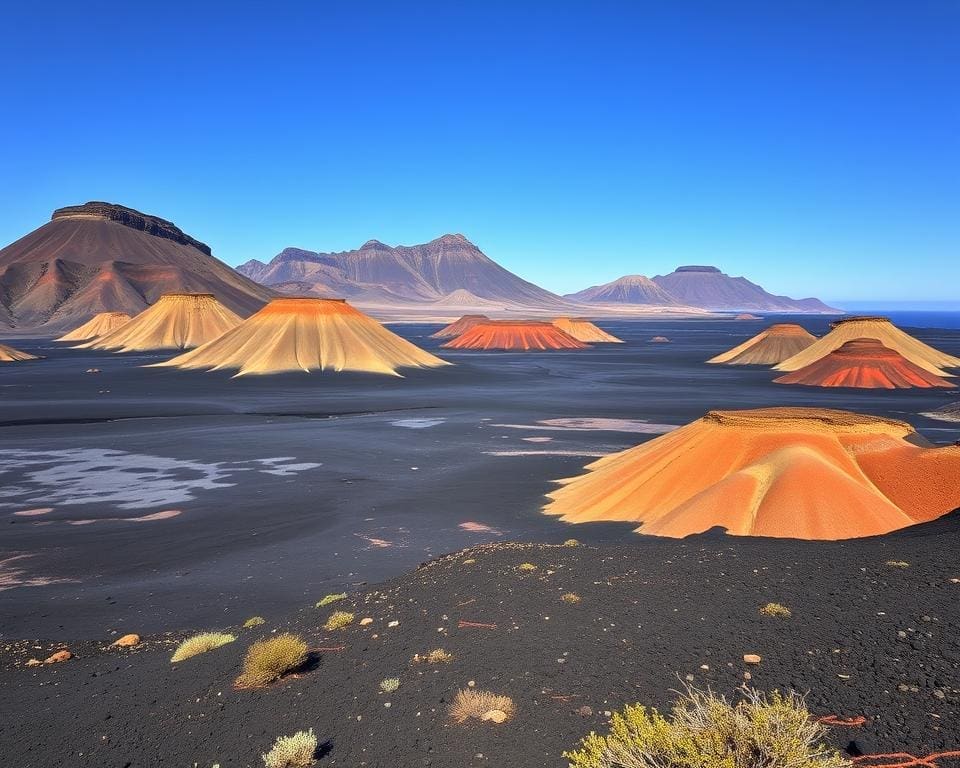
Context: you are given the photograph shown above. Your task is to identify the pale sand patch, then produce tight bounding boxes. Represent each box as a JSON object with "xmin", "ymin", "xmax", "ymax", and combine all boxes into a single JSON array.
[
  {"xmin": 0, "ymin": 554, "xmax": 77, "ymax": 591},
  {"xmin": 354, "ymin": 533, "xmax": 393, "ymax": 549},
  {"xmin": 521, "ymin": 437, "xmax": 553, "ymax": 443},
  {"xmin": 458, "ymin": 521, "xmax": 504, "ymax": 535},
  {"xmin": 494, "ymin": 418, "xmax": 677, "ymax": 434},
  {"xmin": 66, "ymin": 510, "xmax": 182, "ymax": 525},
  {"xmin": 13, "ymin": 507, "xmax": 53, "ymax": 517}
]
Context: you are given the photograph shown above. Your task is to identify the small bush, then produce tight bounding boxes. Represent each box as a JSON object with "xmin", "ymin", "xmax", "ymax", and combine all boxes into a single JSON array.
[
  {"xmin": 262, "ymin": 728, "xmax": 317, "ymax": 768},
  {"xmin": 760, "ymin": 602, "xmax": 791, "ymax": 618},
  {"xmin": 561, "ymin": 592, "xmax": 582, "ymax": 604},
  {"xmin": 236, "ymin": 633, "xmax": 308, "ymax": 688},
  {"xmin": 449, "ymin": 688, "xmax": 516, "ymax": 723},
  {"xmin": 886, "ymin": 560, "xmax": 910, "ymax": 568},
  {"xmin": 563, "ymin": 538, "xmax": 580, "ymax": 547},
  {"xmin": 170, "ymin": 632, "xmax": 236, "ymax": 663},
  {"xmin": 324, "ymin": 611, "xmax": 354, "ymax": 630},
  {"xmin": 244, "ymin": 616, "xmax": 266, "ymax": 628},
  {"xmin": 518, "ymin": 562, "xmax": 537, "ymax": 572},
  {"xmin": 564, "ymin": 685, "xmax": 849, "ymax": 768},
  {"xmin": 380, "ymin": 677, "xmax": 400, "ymax": 693},
  {"xmin": 413, "ymin": 648, "xmax": 453, "ymax": 664},
  {"xmin": 316, "ymin": 593, "xmax": 347, "ymax": 608}
]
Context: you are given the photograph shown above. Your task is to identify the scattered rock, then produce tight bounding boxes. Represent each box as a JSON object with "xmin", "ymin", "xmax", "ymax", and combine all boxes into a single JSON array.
[
  {"xmin": 743, "ymin": 654, "xmax": 761, "ymax": 664},
  {"xmin": 112, "ymin": 633, "xmax": 141, "ymax": 648},
  {"xmin": 44, "ymin": 650, "xmax": 72, "ymax": 664},
  {"xmin": 25, "ymin": 658, "xmax": 42, "ymax": 667},
  {"xmin": 360, "ymin": 618, "xmax": 373, "ymax": 626},
  {"xmin": 576, "ymin": 705, "xmax": 593, "ymax": 718},
  {"xmin": 387, "ymin": 620, "xmax": 399, "ymax": 628}
]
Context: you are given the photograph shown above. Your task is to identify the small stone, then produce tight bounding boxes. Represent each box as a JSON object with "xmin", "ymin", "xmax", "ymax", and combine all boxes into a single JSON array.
[
  {"xmin": 359, "ymin": 618, "xmax": 373, "ymax": 626},
  {"xmin": 743, "ymin": 671, "xmax": 752, "ymax": 681},
  {"xmin": 743, "ymin": 654, "xmax": 761, "ymax": 664},
  {"xmin": 933, "ymin": 690, "xmax": 946, "ymax": 700},
  {"xmin": 387, "ymin": 620, "xmax": 399, "ymax": 628},
  {"xmin": 384, "ymin": 702, "xmax": 391, "ymax": 708},
  {"xmin": 44, "ymin": 650, "xmax": 72, "ymax": 664},
  {"xmin": 112, "ymin": 633, "xmax": 140, "ymax": 648},
  {"xmin": 576, "ymin": 705, "xmax": 593, "ymax": 717},
  {"xmin": 481, "ymin": 709, "xmax": 508, "ymax": 723},
  {"xmin": 700, "ymin": 664, "xmax": 709, "ymax": 670},
  {"xmin": 685, "ymin": 674, "xmax": 695, "ymax": 682},
  {"xmin": 467, "ymin": 680, "xmax": 476, "ymax": 687},
  {"xmin": 25, "ymin": 658, "xmax": 42, "ymax": 667}
]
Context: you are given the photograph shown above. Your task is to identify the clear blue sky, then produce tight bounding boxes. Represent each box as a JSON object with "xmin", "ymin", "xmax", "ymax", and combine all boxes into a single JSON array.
[{"xmin": 2, "ymin": 1, "xmax": 957, "ymax": 305}]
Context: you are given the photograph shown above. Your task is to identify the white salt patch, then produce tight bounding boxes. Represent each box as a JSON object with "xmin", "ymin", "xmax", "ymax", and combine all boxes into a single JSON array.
[
  {"xmin": 390, "ymin": 418, "xmax": 445, "ymax": 429},
  {"xmin": 13, "ymin": 507, "xmax": 53, "ymax": 517},
  {"xmin": 494, "ymin": 418, "xmax": 677, "ymax": 434}
]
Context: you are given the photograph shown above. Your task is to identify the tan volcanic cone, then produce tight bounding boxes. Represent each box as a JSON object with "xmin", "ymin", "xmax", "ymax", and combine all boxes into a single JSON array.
[
  {"xmin": 544, "ymin": 407, "xmax": 960, "ymax": 541},
  {"xmin": 775, "ymin": 339, "xmax": 956, "ymax": 389},
  {"xmin": 155, "ymin": 297, "xmax": 449, "ymax": 376},
  {"xmin": 0, "ymin": 342, "xmax": 39, "ymax": 362},
  {"xmin": 56, "ymin": 311, "xmax": 133, "ymax": 342},
  {"xmin": 551, "ymin": 317, "xmax": 623, "ymax": 343},
  {"xmin": 776, "ymin": 317, "xmax": 960, "ymax": 376},
  {"xmin": 441, "ymin": 321, "xmax": 589, "ymax": 351},
  {"xmin": 430, "ymin": 314, "xmax": 490, "ymax": 339},
  {"xmin": 708, "ymin": 323, "xmax": 817, "ymax": 365},
  {"xmin": 77, "ymin": 293, "xmax": 241, "ymax": 352}
]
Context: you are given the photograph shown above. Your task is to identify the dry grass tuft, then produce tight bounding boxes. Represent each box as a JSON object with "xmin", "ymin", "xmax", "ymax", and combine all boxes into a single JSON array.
[
  {"xmin": 413, "ymin": 648, "xmax": 454, "ymax": 664},
  {"xmin": 449, "ymin": 688, "xmax": 516, "ymax": 723},
  {"xmin": 244, "ymin": 616, "xmax": 266, "ymax": 628},
  {"xmin": 517, "ymin": 562, "xmax": 537, "ymax": 572},
  {"xmin": 236, "ymin": 633, "xmax": 308, "ymax": 688},
  {"xmin": 316, "ymin": 593, "xmax": 347, "ymax": 608},
  {"xmin": 759, "ymin": 602, "xmax": 791, "ymax": 618},
  {"xmin": 885, "ymin": 560, "xmax": 910, "ymax": 568},
  {"xmin": 561, "ymin": 592, "xmax": 582, "ymax": 604},
  {"xmin": 324, "ymin": 610, "xmax": 354, "ymax": 631},
  {"xmin": 262, "ymin": 728, "xmax": 317, "ymax": 768},
  {"xmin": 565, "ymin": 684, "xmax": 849, "ymax": 768},
  {"xmin": 170, "ymin": 632, "xmax": 236, "ymax": 663},
  {"xmin": 563, "ymin": 538, "xmax": 580, "ymax": 547}
]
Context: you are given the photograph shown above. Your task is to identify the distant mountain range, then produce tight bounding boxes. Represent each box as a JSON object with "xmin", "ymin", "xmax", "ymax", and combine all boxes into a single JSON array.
[
  {"xmin": 567, "ymin": 266, "xmax": 839, "ymax": 313},
  {"xmin": 0, "ymin": 202, "xmax": 272, "ymax": 331},
  {"xmin": 237, "ymin": 234, "xmax": 573, "ymax": 311}
]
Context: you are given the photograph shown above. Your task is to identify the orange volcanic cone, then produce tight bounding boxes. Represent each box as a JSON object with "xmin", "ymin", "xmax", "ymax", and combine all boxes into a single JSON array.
[
  {"xmin": 551, "ymin": 317, "xmax": 623, "ymax": 343},
  {"xmin": 56, "ymin": 311, "xmax": 133, "ymax": 342},
  {"xmin": 430, "ymin": 314, "xmax": 490, "ymax": 339},
  {"xmin": 441, "ymin": 321, "xmax": 589, "ymax": 351},
  {"xmin": 776, "ymin": 316, "xmax": 960, "ymax": 376},
  {"xmin": 708, "ymin": 323, "xmax": 817, "ymax": 365},
  {"xmin": 155, "ymin": 297, "xmax": 449, "ymax": 376},
  {"xmin": 0, "ymin": 342, "xmax": 39, "ymax": 362},
  {"xmin": 77, "ymin": 294, "xmax": 241, "ymax": 352},
  {"xmin": 775, "ymin": 339, "xmax": 956, "ymax": 389},
  {"xmin": 544, "ymin": 407, "xmax": 960, "ymax": 540}
]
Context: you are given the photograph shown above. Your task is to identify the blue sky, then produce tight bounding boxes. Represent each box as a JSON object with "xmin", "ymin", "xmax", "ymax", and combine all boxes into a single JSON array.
[{"xmin": 2, "ymin": 1, "xmax": 957, "ymax": 305}]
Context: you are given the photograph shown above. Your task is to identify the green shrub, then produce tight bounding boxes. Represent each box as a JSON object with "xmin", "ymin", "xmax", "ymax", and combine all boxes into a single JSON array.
[
  {"xmin": 316, "ymin": 593, "xmax": 347, "ymax": 608},
  {"xmin": 244, "ymin": 616, "xmax": 266, "ymax": 628},
  {"xmin": 262, "ymin": 728, "xmax": 317, "ymax": 767},
  {"xmin": 380, "ymin": 677, "xmax": 400, "ymax": 693},
  {"xmin": 518, "ymin": 562, "xmax": 537, "ymax": 572},
  {"xmin": 236, "ymin": 633, "xmax": 308, "ymax": 688},
  {"xmin": 759, "ymin": 602, "xmax": 791, "ymax": 618},
  {"xmin": 170, "ymin": 632, "xmax": 236, "ymax": 663},
  {"xmin": 323, "ymin": 611, "xmax": 354, "ymax": 630},
  {"xmin": 565, "ymin": 685, "xmax": 849, "ymax": 768}
]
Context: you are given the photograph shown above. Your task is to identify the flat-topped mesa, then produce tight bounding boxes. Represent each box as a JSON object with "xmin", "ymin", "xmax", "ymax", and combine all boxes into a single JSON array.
[
  {"xmin": 51, "ymin": 202, "xmax": 212, "ymax": 256},
  {"xmin": 431, "ymin": 314, "xmax": 490, "ymax": 339},
  {"xmin": 544, "ymin": 406, "xmax": 960, "ymax": 541},
  {"xmin": 774, "ymin": 338, "xmax": 956, "ymax": 389},
  {"xmin": 675, "ymin": 265, "xmax": 721, "ymax": 273},
  {"xmin": 56, "ymin": 311, "xmax": 133, "ymax": 342},
  {"xmin": 551, "ymin": 317, "xmax": 623, "ymax": 343},
  {"xmin": 775, "ymin": 315, "xmax": 960, "ymax": 375},
  {"xmin": 155, "ymin": 296, "xmax": 449, "ymax": 377},
  {"xmin": 708, "ymin": 323, "xmax": 817, "ymax": 366},
  {"xmin": 76, "ymin": 293, "xmax": 242, "ymax": 352},
  {"xmin": 441, "ymin": 320, "xmax": 590, "ymax": 351}
]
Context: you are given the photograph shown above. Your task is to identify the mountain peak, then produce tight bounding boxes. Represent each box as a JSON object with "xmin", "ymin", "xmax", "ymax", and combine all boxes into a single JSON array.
[
  {"xmin": 674, "ymin": 265, "xmax": 721, "ymax": 274},
  {"xmin": 360, "ymin": 239, "xmax": 390, "ymax": 250}
]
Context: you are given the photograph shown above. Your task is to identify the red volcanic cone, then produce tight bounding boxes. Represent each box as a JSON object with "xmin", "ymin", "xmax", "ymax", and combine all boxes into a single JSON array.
[
  {"xmin": 430, "ymin": 314, "xmax": 490, "ymax": 339},
  {"xmin": 441, "ymin": 321, "xmax": 590, "ymax": 351},
  {"xmin": 774, "ymin": 338, "xmax": 956, "ymax": 389}
]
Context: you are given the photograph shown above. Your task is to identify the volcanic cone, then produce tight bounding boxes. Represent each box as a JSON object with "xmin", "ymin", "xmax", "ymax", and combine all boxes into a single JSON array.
[
  {"xmin": 56, "ymin": 312, "xmax": 133, "ymax": 342},
  {"xmin": 77, "ymin": 294, "xmax": 241, "ymax": 352},
  {"xmin": 430, "ymin": 314, "xmax": 490, "ymax": 339},
  {"xmin": 441, "ymin": 321, "xmax": 589, "ymax": 351},
  {"xmin": 708, "ymin": 323, "xmax": 816, "ymax": 365},
  {"xmin": 776, "ymin": 317, "xmax": 960, "ymax": 376},
  {"xmin": 775, "ymin": 339, "xmax": 955, "ymax": 389},
  {"xmin": 155, "ymin": 297, "xmax": 449, "ymax": 376},
  {"xmin": 0, "ymin": 342, "xmax": 39, "ymax": 362},
  {"xmin": 551, "ymin": 317, "xmax": 623, "ymax": 343},
  {"xmin": 544, "ymin": 407, "xmax": 960, "ymax": 540}
]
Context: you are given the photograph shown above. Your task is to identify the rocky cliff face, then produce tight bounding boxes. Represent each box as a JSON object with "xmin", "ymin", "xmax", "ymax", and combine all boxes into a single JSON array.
[{"xmin": 52, "ymin": 202, "xmax": 212, "ymax": 256}]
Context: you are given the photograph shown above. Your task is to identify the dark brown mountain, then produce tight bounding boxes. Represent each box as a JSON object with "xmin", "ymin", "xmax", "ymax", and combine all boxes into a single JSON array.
[
  {"xmin": 651, "ymin": 265, "xmax": 839, "ymax": 313},
  {"xmin": 0, "ymin": 202, "xmax": 273, "ymax": 330},
  {"xmin": 564, "ymin": 274, "xmax": 682, "ymax": 305},
  {"xmin": 237, "ymin": 234, "xmax": 574, "ymax": 310}
]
